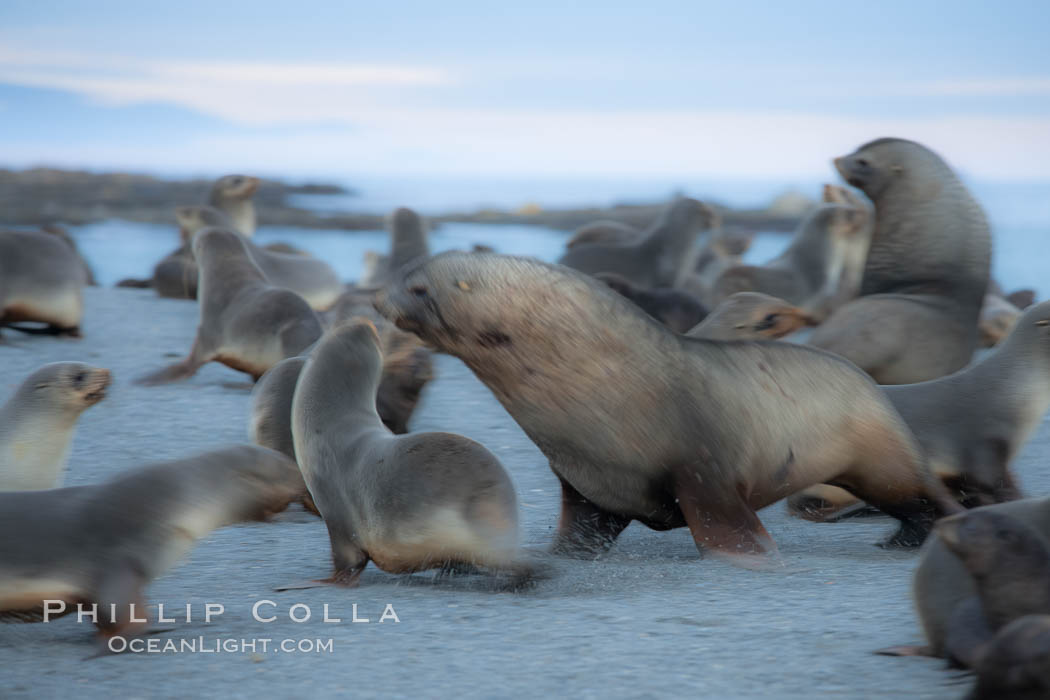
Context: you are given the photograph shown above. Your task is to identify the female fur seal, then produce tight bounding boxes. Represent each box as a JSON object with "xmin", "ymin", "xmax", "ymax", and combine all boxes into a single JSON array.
[
  {"xmin": 175, "ymin": 205, "xmax": 342, "ymax": 310},
  {"xmin": 809, "ymin": 138, "xmax": 992, "ymax": 383},
  {"xmin": 557, "ymin": 197, "xmax": 717, "ymax": 289},
  {"xmin": 289, "ymin": 320, "xmax": 527, "ymax": 585},
  {"xmin": 0, "ymin": 230, "xmax": 87, "ymax": 337},
  {"xmin": 136, "ymin": 228, "xmax": 323, "ymax": 385},
  {"xmin": 0, "ymin": 445, "xmax": 303, "ymax": 639},
  {"xmin": 0, "ymin": 363, "xmax": 111, "ymax": 491},
  {"xmin": 375, "ymin": 252, "xmax": 959, "ymax": 565},
  {"xmin": 712, "ymin": 202, "xmax": 871, "ymax": 319},
  {"xmin": 359, "ymin": 207, "xmax": 431, "ymax": 289},
  {"xmin": 788, "ymin": 300, "xmax": 1050, "ymax": 520},
  {"xmin": 686, "ymin": 292, "xmax": 815, "ymax": 341}
]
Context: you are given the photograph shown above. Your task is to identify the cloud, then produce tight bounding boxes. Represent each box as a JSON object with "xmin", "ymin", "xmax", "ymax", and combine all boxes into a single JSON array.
[{"xmin": 891, "ymin": 78, "xmax": 1050, "ymax": 98}]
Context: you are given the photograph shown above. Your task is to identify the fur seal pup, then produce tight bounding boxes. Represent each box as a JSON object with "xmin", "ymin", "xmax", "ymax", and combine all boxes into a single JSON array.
[
  {"xmin": 686, "ymin": 292, "xmax": 815, "ymax": 341},
  {"xmin": 0, "ymin": 362, "xmax": 111, "ymax": 491},
  {"xmin": 175, "ymin": 205, "xmax": 342, "ymax": 310},
  {"xmin": 0, "ymin": 445, "xmax": 303, "ymax": 639},
  {"xmin": 557, "ymin": 197, "xmax": 717, "ymax": 289},
  {"xmin": 136, "ymin": 228, "xmax": 323, "ymax": 385},
  {"xmin": 0, "ymin": 230, "xmax": 87, "ymax": 336},
  {"xmin": 711, "ymin": 201, "xmax": 870, "ymax": 319},
  {"xmin": 359, "ymin": 207, "xmax": 431, "ymax": 289},
  {"xmin": 595, "ymin": 273, "xmax": 708, "ymax": 333},
  {"xmin": 810, "ymin": 138, "xmax": 992, "ymax": 384},
  {"xmin": 208, "ymin": 174, "xmax": 260, "ymax": 236},
  {"xmin": 908, "ymin": 497, "xmax": 1050, "ymax": 658},
  {"xmin": 288, "ymin": 320, "xmax": 526, "ymax": 586},
  {"xmin": 788, "ymin": 300, "xmax": 1050, "ymax": 520},
  {"xmin": 375, "ymin": 252, "xmax": 960, "ymax": 565},
  {"xmin": 565, "ymin": 220, "xmax": 639, "ymax": 250}
]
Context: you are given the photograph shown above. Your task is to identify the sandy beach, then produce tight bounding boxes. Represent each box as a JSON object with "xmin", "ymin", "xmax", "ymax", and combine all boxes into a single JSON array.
[{"xmin": 2, "ymin": 285, "xmax": 1043, "ymax": 698}]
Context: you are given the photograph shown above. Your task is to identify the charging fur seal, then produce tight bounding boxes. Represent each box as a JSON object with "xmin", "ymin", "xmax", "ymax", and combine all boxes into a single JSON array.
[
  {"xmin": 175, "ymin": 205, "xmax": 342, "ymax": 310},
  {"xmin": 375, "ymin": 252, "xmax": 959, "ymax": 565},
  {"xmin": 687, "ymin": 292, "xmax": 816, "ymax": 341},
  {"xmin": 595, "ymin": 273, "xmax": 708, "ymax": 333},
  {"xmin": 557, "ymin": 197, "xmax": 717, "ymax": 289},
  {"xmin": 788, "ymin": 300, "xmax": 1050, "ymax": 520},
  {"xmin": 288, "ymin": 320, "xmax": 527, "ymax": 586},
  {"xmin": 0, "ymin": 230, "xmax": 87, "ymax": 337},
  {"xmin": 359, "ymin": 207, "xmax": 431, "ymax": 288},
  {"xmin": 136, "ymin": 228, "xmax": 322, "ymax": 385},
  {"xmin": 809, "ymin": 138, "xmax": 991, "ymax": 384},
  {"xmin": 0, "ymin": 445, "xmax": 303, "ymax": 639},
  {"xmin": 0, "ymin": 363, "xmax": 111, "ymax": 491},
  {"xmin": 712, "ymin": 202, "xmax": 870, "ymax": 318}
]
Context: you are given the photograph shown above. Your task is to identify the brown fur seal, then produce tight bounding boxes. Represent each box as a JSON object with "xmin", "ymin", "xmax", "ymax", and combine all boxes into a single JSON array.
[
  {"xmin": 287, "ymin": 320, "xmax": 527, "ymax": 586},
  {"xmin": 0, "ymin": 445, "xmax": 303, "ymax": 639},
  {"xmin": 136, "ymin": 228, "xmax": 322, "ymax": 385},
  {"xmin": 375, "ymin": 252, "xmax": 960, "ymax": 565},
  {"xmin": 175, "ymin": 205, "xmax": 342, "ymax": 310},
  {"xmin": 970, "ymin": 615, "xmax": 1050, "ymax": 699},
  {"xmin": 0, "ymin": 230, "xmax": 87, "ymax": 337},
  {"xmin": 686, "ymin": 292, "xmax": 816, "ymax": 341},
  {"xmin": 595, "ymin": 272, "xmax": 708, "ymax": 333},
  {"xmin": 557, "ymin": 198, "xmax": 718, "ymax": 289},
  {"xmin": 0, "ymin": 363, "xmax": 111, "ymax": 491},
  {"xmin": 359, "ymin": 207, "xmax": 431, "ymax": 288},
  {"xmin": 810, "ymin": 138, "xmax": 992, "ymax": 384},
  {"xmin": 38, "ymin": 224, "xmax": 97, "ymax": 286},
  {"xmin": 789, "ymin": 300, "xmax": 1050, "ymax": 520},
  {"xmin": 565, "ymin": 220, "xmax": 639, "ymax": 250},
  {"xmin": 712, "ymin": 201, "xmax": 871, "ymax": 319},
  {"xmin": 908, "ymin": 497, "xmax": 1050, "ymax": 658}
]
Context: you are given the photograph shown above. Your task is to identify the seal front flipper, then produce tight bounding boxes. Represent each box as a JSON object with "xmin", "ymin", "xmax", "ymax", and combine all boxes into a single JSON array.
[
  {"xmin": 92, "ymin": 562, "xmax": 150, "ymax": 641},
  {"xmin": 135, "ymin": 335, "xmax": 212, "ymax": 385},
  {"xmin": 549, "ymin": 477, "xmax": 631, "ymax": 557},
  {"xmin": 672, "ymin": 466, "xmax": 781, "ymax": 570}
]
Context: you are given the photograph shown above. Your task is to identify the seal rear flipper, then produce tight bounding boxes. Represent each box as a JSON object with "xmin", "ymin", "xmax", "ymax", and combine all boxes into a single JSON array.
[
  {"xmin": 549, "ymin": 477, "xmax": 631, "ymax": 557},
  {"xmin": 672, "ymin": 468, "xmax": 781, "ymax": 569}
]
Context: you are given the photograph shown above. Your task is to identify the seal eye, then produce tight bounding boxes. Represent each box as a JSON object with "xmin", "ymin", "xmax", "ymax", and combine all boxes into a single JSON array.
[
  {"xmin": 755, "ymin": 314, "xmax": 779, "ymax": 331},
  {"xmin": 856, "ymin": 158, "xmax": 869, "ymax": 169},
  {"xmin": 73, "ymin": 372, "xmax": 86, "ymax": 385},
  {"xmin": 410, "ymin": 285, "xmax": 428, "ymax": 298}
]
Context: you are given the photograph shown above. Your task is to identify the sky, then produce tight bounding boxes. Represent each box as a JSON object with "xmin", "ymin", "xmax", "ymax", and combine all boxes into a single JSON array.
[{"xmin": 1, "ymin": 1, "xmax": 1049, "ymax": 180}]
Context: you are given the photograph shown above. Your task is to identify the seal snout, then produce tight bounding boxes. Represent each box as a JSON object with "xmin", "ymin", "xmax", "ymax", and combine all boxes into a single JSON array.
[{"xmin": 83, "ymin": 368, "xmax": 112, "ymax": 403}]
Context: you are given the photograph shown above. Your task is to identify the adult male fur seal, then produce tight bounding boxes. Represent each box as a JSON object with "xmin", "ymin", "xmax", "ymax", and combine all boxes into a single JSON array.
[
  {"xmin": 557, "ymin": 197, "xmax": 717, "ymax": 289},
  {"xmin": 175, "ymin": 205, "xmax": 342, "ymax": 310},
  {"xmin": 788, "ymin": 301, "xmax": 1050, "ymax": 520},
  {"xmin": 136, "ymin": 228, "xmax": 322, "ymax": 385},
  {"xmin": 0, "ymin": 230, "xmax": 87, "ymax": 337},
  {"xmin": 359, "ymin": 207, "xmax": 431, "ymax": 289},
  {"xmin": 687, "ymin": 292, "xmax": 815, "ymax": 341},
  {"xmin": 0, "ymin": 363, "xmax": 111, "ymax": 491},
  {"xmin": 288, "ymin": 320, "xmax": 527, "ymax": 586},
  {"xmin": 375, "ymin": 252, "xmax": 959, "ymax": 565},
  {"xmin": 0, "ymin": 445, "xmax": 303, "ymax": 639},
  {"xmin": 809, "ymin": 138, "xmax": 991, "ymax": 384}
]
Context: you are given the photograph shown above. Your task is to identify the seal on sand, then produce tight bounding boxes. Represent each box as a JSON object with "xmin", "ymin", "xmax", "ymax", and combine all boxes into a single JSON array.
[
  {"xmin": 136, "ymin": 228, "xmax": 322, "ymax": 385},
  {"xmin": 789, "ymin": 300, "xmax": 1050, "ymax": 520},
  {"xmin": 287, "ymin": 320, "xmax": 527, "ymax": 586},
  {"xmin": 557, "ymin": 197, "xmax": 718, "ymax": 289},
  {"xmin": 810, "ymin": 138, "xmax": 991, "ymax": 384},
  {"xmin": 0, "ymin": 362, "xmax": 111, "ymax": 491},
  {"xmin": 0, "ymin": 230, "xmax": 87, "ymax": 337},
  {"xmin": 0, "ymin": 445, "xmax": 303, "ymax": 639},
  {"xmin": 686, "ymin": 292, "xmax": 815, "ymax": 341},
  {"xmin": 375, "ymin": 252, "xmax": 960, "ymax": 566}
]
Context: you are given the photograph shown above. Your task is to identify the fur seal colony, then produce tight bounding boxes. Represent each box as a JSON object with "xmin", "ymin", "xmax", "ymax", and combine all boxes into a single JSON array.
[
  {"xmin": 376, "ymin": 251, "xmax": 961, "ymax": 564},
  {"xmin": 0, "ymin": 446, "xmax": 303, "ymax": 638},
  {"xmin": 136, "ymin": 228, "xmax": 322, "ymax": 384},
  {"xmin": 809, "ymin": 139, "xmax": 992, "ymax": 384},
  {"xmin": 0, "ymin": 229, "xmax": 87, "ymax": 337},
  {"xmin": 788, "ymin": 301, "xmax": 1050, "ymax": 520},
  {"xmin": 288, "ymin": 320, "xmax": 528, "ymax": 585},
  {"xmin": 3, "ymin": 135, "xmax": 1050, "ymax": 698},
  {"xmin": 0, "ymin": 362, "xmax": 110, "ymax": 491}
]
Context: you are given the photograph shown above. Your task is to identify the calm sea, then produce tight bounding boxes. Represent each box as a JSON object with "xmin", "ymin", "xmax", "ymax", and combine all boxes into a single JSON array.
[{"xmin": 66, "ymin": 175, "xmax": 1049, "ymax": 297}]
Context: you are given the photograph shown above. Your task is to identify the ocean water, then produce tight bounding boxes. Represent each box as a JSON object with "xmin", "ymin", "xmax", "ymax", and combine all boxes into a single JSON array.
[{"xmin": 64, "ymin": 176, "xmax": 1049, "ymax": 297}]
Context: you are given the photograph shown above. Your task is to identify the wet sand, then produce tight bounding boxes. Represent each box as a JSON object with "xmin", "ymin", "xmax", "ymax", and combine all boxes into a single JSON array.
[{"xmin": 2, "ymin": 286, "xmax": 1042, "ymax": 698}]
